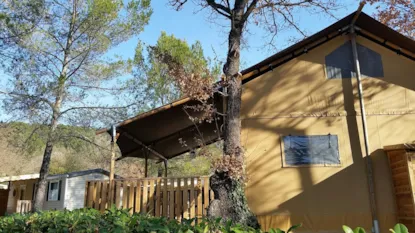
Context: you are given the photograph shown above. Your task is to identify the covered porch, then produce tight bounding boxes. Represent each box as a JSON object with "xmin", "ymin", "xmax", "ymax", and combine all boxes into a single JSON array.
[
  {"xmin": 91, "ymin": 95, "xmax": 224, "ymax": 219},
  {"xmin": 96, "ymin": 95, "xmax": 224, "ymax": 179},
  {"xmin": 0, "ymin": 174, "xmax": 39, "ymax": 215}
]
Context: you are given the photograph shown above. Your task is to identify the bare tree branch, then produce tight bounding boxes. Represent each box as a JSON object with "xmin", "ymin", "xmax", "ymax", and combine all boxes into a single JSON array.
[
  {"xmin": 0, "ymin": 90, "xmax": 54, "ymax": 109},
  {"xmin": 206, "ymin": 0, "xmax": 232, "ymax": 18},
  {"xmin": 170, "ymin": 0, "xmax": 189, "ymax": 10},
  {"xmin": 59, "ymin": 102, "xmax": 137, "ymax": 116},
  {"xmin": 242, "ymin": 0, "xmax": 259, "ymax": 22}
]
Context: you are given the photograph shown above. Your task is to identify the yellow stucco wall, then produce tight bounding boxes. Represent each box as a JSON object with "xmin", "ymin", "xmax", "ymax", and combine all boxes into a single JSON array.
[{"xmin": 241, "ymin": 35, "xmax": 415, "ymax": 233}]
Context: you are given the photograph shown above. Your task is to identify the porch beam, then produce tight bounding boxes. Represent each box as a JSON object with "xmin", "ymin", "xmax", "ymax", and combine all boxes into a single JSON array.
[
  {"xmin": 118, "ymin": 129, "xmax": 167, "ymax": 161},
  {"xmin": 114, "ymin": 126, "xmax": 196, "ymax": 161}
]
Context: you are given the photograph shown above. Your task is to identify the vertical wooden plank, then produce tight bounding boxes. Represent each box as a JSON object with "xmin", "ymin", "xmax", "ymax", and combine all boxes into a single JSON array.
[
  {"xmin": 135, "ymin": 180, "xmax": 141, "ymax": 213},
  {"xmin": 162, "ymin": 178, "xmax": 168, "ymax": 217},
  {"xmin": 100, "ymin": 181, "xmax": 108, "ymax": 212},
  {"xmin": 189, "ymin": 178, "xmax": 195, "ymax": 219},
  {"xmin": 84, "ymin": 181, "xmax": 89, "ymax": 208},
  {"xmin": 169, "ymin": 178, "xmax": 175, "ymax": 219},
  {"xmin": 115, "ymin": 181, "xmax": 122, "ymax": 208},
  {"xmin": 175, "ymin": 178, "xmax": 182, "ymax": 220},
  {"xmin": 94, "ymin": 181, "xmax": 101, "ymax": 209},
  {"xmin": 129, "ymin": 181, "xmax": 135, "ymax": 214},
  {"xmin": 155, "ymin": 178, "xmax": 161, "ymax": 217},
  {"xmin": 142, "ymin": 179, "xmax": 148, "ymax": 214},
  {"xmin": 203, "ymin": 177, "xmax": 209, "ymax": 216},
  {"xmin": 122, "ymin": 181, "xmax": 128, "ymax": 209},
  {"xmin": 197, "ymin": 178, "xmax": 203, "ymax": 221},
  {"xmin": 183, "ymin": 178, "xmax": 189, "ymax": 219},
  {"xmin": 91, "ymin": 181, "xmax": 97, "ymax": 209},
  {"xmin": 87, "ymin": 182, "xmax": 94, "ymax": 207},
  {"xmin": 149, "ymin": 179, "xmax": 155, "ymax": 216}
]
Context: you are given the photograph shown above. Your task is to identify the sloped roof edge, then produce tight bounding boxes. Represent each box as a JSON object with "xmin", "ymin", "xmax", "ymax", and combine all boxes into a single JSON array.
[{"xmin": 0, "ymin": 169, "xmax": 122, "ymax": 182}]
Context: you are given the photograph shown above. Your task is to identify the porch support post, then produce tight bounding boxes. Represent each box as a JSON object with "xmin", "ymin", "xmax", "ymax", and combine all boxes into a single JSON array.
[
  {"xmin": 144, "ymin": 152, "xmax": 148, "ymax": 178},
  {"xmin": 163, "ymin": 160, "xmax": 168, "ymax": 177},
  {"xmin": 109, "ymin": 125, "xmax": 117, "ymax": 203}
]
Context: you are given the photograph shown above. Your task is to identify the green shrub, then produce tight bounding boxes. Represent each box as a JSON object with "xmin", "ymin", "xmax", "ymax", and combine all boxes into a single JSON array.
[
  {"xmin": 342, "ymin": 224, "xmax": 409, "ymax": 233},
  {"xmin": 0, "ymin": 206, "xmax": 298, "ymax": 233}
]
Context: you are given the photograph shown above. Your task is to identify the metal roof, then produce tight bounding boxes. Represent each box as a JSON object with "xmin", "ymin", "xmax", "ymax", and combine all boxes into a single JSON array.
[{"xmin": 0, "ymin": 169, "xmax": 121, "ymax": 182}]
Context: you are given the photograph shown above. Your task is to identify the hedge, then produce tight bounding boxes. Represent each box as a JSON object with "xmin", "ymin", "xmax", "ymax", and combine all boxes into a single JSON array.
[{"xmin": 0, "ymin": 206, "xmax": 281, "ymax": 233}]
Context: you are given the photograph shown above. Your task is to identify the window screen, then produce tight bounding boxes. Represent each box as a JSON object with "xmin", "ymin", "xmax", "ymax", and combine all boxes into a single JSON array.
[
  {"xmin": 283, "ymin": 135, "xmax": 340, "ymax": 166},
  {"xmin": 47, "ymin": 181, "xmax": 60, "ymax": 201},
  {"xmin": 325, "ymin": 41, "xmax": 384, "ymax": 79}
]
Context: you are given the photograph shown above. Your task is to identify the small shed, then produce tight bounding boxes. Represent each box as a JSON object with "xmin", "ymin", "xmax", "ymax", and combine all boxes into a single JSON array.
[{"xmin": 384, "ymin": 144, "xmax": 415, "ymax": 233}]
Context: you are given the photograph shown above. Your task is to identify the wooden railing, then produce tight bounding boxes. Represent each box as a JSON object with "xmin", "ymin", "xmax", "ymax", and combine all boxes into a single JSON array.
[
  {"xmin": 16, "ymin": 200, "xmax": 32, "ymax": 214},
  {"xmin": 85, "ymin": 177, "xmax": 214, "ymax": 221}
]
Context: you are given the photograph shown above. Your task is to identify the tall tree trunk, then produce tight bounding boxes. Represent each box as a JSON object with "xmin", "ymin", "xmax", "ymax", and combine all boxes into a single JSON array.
[
  {"xmin": 208, "ymin": 1, "xmax": 259, "ymax": 228},
  {"xmin": 32, "ymin": 107, "xmax": 61, "ymax": 211},
  {"xmin": 32, "ymin": 0, "xmax": 76, "ymax": 211},
  {"xmin": 32, "ymin": 78, "xmax": 66, "ymax": 212}
]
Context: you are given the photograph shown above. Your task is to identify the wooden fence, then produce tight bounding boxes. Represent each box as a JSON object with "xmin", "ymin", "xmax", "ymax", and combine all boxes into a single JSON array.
[
  {"xmin": 85, "ymin": 177, "xmax": 214, "ymax": 221},
  {"xmin": 16, "ymin": 200, "xmax": 32, "ymax": 214}
]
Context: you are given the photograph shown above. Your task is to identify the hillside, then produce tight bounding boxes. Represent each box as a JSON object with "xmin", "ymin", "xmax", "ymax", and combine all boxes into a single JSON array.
[{"xmin": 0, "ymin": 122, "xmax": 218, "ymax": 178}]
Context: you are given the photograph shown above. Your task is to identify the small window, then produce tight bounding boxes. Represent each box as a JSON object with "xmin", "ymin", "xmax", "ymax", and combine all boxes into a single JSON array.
[
  {"xmin": 283, "ymin": 135, "xmax": 340, "ymax": 166},
  {"xmin": 325, "ymin": 41, "xmax": 384, "ymax": 79},
  {"xmin": 47, "ymin": 181, "xmax": 60, "ymax": 201}
]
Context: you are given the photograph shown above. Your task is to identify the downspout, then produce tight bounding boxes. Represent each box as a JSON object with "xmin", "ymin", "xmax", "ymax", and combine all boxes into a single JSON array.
[{"xmin": 350, "ymin": 3, "xmax": 380, "ymax": 233}]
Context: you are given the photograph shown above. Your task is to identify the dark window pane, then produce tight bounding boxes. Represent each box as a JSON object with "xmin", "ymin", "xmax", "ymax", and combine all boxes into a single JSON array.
[
  {"xmin": 283, "ymin": 135, "xmax": 340, "ymax": 166},
  {"xmin": 325, "ymin": 41, "xmax": 384, "ymax": 79}
]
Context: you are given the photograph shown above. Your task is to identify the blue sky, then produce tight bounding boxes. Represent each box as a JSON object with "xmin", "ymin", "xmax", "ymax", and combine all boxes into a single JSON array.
[
  {"xmin": 0, "ymin": 1, "xmax": 378, "ymax": 122},
  {"xmin": 109, "ymin": 1, "xmax": 377, "ymax": 69}
]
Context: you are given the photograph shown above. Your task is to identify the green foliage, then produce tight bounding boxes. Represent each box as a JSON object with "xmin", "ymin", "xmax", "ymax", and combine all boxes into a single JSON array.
[
  {"xmin": 342, "ymin": 226, "xmax": 366, "ymax": 233},
  {"xmin": 0, "ymin": 207, "xmax": 293, "ymax": 233},
  {"xmin": 390, "ymin": 224, "xmax": 409, "ymax": 233},
  {"xmin": 145, "ymin": 143, "xmax": 222, "ymax": 177},
  {"xmin": 7, "ymin": 122, "xmax": 96, "ymax": 157},
  {"xmin": 342, "ymin": 224, "xmax": 409, "ymax": 233},
  {"xmin": 1, "ymin": 0, "xmax": 153, "ymax": 128},
  {"xmin": 133, "ymin": 32, "xmax": 221, "ymax": 109},
  {"xmin": 268, "ymin": 224, "xmax": 302, "ymax": 233}
]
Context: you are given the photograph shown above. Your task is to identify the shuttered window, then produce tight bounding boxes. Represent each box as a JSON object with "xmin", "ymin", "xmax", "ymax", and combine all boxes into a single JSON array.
[
  {"xmin": 325, "ymin": 41, "xmax": 384, "ymax": 79},
  {"xmin": 283, "ymin": 135, "xmax": 340, "ymax": 166}
]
